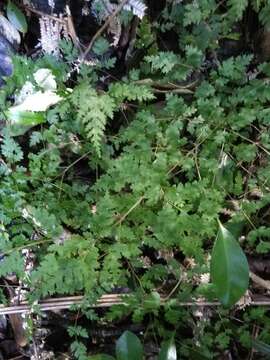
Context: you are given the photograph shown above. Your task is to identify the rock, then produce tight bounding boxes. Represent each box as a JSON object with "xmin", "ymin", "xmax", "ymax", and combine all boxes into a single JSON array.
[
  {"xmin": 0, "ymin": 12, "xmax": 20, "ymax": 86},
  {"xmin": 0, "ymin": 35, "xmax": 14, "ymax": 86},
  {"xmin": 0, "ymin": 52, "xmax": 13, "ymax": 85}
]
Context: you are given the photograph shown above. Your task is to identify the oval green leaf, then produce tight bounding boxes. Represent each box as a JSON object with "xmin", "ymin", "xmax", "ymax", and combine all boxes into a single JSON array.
[
  {"xmin": 210, "ymin": 222, "xmax": 249, "ymax": 307},
  {"xmin": 7, "ymin": 110, "xmax": 45, "ymax": 126},
  {"xmin": 7, "ymin": 1, "xmax": 28, "ymax": 34},
  {"xmin": 158, "ymin": 338, "xmax": 177, "ymax": 360},
  {"xmin": 116, "ymin": 331, "xmax": 143, "ymax": 360},
  {"xmin": 252, "ymin": 340, "xmax": 270, "ymax": 356},
  {"xmin": 6, "ymin": 110, "xmax": 46, "ymax": 136}
]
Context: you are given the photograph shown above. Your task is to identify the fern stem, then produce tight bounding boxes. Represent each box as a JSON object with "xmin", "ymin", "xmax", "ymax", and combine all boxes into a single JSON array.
[
  {"xmin": 114, "ymin": 195, "xmax": 145, "ymax": 225},
  {"xmin": 3, "ymin": 239, "xmax": 53, "ymax": 256}
]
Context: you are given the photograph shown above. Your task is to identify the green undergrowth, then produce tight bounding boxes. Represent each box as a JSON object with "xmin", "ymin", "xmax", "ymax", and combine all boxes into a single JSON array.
[{"xmin": 1, "ymin": 1, "xmax": 270, "ymax": 359}]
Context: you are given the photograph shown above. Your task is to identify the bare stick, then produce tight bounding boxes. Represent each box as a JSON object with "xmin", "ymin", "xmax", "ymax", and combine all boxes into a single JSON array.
[
  {"xmin": 0, "ymin": 294, "xmax": 270, "ymax": 315},
  {"xmin": 250, "ymin": 271, "xmax": 270, "ymax": 291},
  {"xmin": 23, "ymin": 5, "xmax": 66, "ymax": 24},
  {"xmin": 114, "ymin": 196, "xmax": 144, "ymax": 226},
  {"xmin": 80, "ymin": 0, "xmax": 129, "ymax": 61}
]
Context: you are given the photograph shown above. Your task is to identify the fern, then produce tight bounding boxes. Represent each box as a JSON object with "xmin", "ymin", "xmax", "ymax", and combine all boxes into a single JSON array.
[
  {"xmin": 124, "ymin": 0, "xmax": 147, "ymax": 19},
  {"xmin": 0, "ymin": 252, "xmax": 24, "ymax": 278},
  {"xmin": 31, "ymin": 235, "xmax": 99, "ymax": 298},
  {"xmin": 1, "ymin": 130, "xmax": 23, "ymax": 164},
  {"xmin": 109, "ymin": 82, "xmax": 154, "ymax": 103},
  {"xmin": 259, "ymin": 2, "xmax": 270, "ymax": 27},
  {"xmin": 92, "ymin": 0, "xmax": 147, "ymax": 20},
  {"xmin": 70, "ymin": 85, "xmax": 116, "ymax": 156},
  {"xmin": 227, "ymin": 0, "xmax": 249, "ymax": 20},
  {"xmin": 145, "ymin": 52, "xmax": 179, "ymax": 74}
]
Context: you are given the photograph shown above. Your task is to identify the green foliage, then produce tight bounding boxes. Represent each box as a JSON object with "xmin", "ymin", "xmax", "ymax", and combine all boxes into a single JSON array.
[
  {"xmin": 227, "ymin": 0, "xmax": 249, "ymax": 20},
  {"xmin": 6, "ymin": 0, "xmax": 28, "ymax": 33},
  {"xmin": 109, "ymin": 82, "xmax": 154, "ymax": 103},
  {"xmin": 70, "ymin": 84, "xmax": 116, "ymax": 156},
  {"xmin": 252, "ymin": 339, "xmax": 270, "ymax": 357},
  {"xmin": 116, "ymin": 331, "xmax": 143, "ymax": 360},
  {"xmin": 92, "ymin": 331, "xmax": 177, "ymax": 360},
  {"xmin": 89, "ymin": 355, "xmax": 115, "ymax": 360},
  {"xmin": 210, "ymin": 223, "xmax": 249, "ymax": 307},
  {"xmin": 1, "ymin": 1, "xmax": 270, "ymax": 358},
  {"xmin": 158, "ymin": 337, "xmax": 177, "ymax": 360},
  {"xmin": 93, "ymin": 37, "xmax": 110, "ymax": 56},
  {"xmin": 31, "ymin": 235, "xmax": 99, "ymax": 298},
  {"xmin": 1, "ymin": 129, "xmax": 23, "ymax": 163}
]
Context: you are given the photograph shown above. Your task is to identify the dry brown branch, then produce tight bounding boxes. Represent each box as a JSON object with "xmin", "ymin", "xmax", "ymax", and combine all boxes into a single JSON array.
[
  {"xmin": 23, "ymin": 5, "xmax": 66, "ymax": 24},
  {"xmin": 80, "ymin": 0, "xmax": 129, "ymax": 61},
  {"xmin": 0, "ymin": 294, "xmax": 269, "ymax": 315},
  {"xmin": 114, "ymin": 196, "xmax": 144, "ymax": 226},
  {"xmin": 65, "ymin": 5, "xmax": 83, "ymax": 54},
  {"xmin": 250, "ymin": 271, "xmax": 270, "ymax": 291}
]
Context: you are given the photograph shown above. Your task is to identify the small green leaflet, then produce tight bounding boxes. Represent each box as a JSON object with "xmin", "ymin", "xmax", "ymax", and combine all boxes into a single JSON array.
[
  {"xmin": 210, "ymin": 222, "xmax": 249, "ymax": 307},
  {"xmin": 115, "ymin": 331, "xmax": 143, "ymax": 360},
  {"xmin": 7, "ymin": 1, "xmax": 28, "ymax": 34},
  {"xmin": 158, "ymin": 337, "xmax": 177, "ymax": 360},
  {"xmin": 93, "ymin": 37, "xmax": 110, "ymax": 56}
]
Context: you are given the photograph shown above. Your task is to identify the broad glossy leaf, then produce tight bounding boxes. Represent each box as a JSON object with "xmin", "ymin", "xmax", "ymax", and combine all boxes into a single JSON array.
[
  {"xmin": 0, "ymin": 15, "xmax": 20, "ymax": 46},
  {"xmin": 252, "ymin": 340, "xmax": 270, "ymax": 356},
  {"xmin": 226, "ymin": 221, "xmax": 245, "ymax": 239},
  {"xmin": 210, "ymin": 222, "xmax": 249, "ymax": 307},
  {"xmin": 9, "ymin": 91, "xmax": 62, "ymax": 112},
  {"xmin": 7, "ymin": 110, "xmax": 45, "ymax": 126},
  {"xmin": 144, "ymin": 291, "xmax": 161, "ymax": 311},
  {"xmin": 7, "ymin": 1, "xmax": 28, "ymax": 34},
  {"xmin": 34, "ymin": 69, "xmax": 57, "ymax": 91},
  {"xmin": 158, "ymin": 337, "xmax": 177, "ymax": 360},
  {"xmin": 89, "ymin": 355, "xmax": 115, "ymax": 360},
  {"xmin": 6, "ymin": 111, "xmax": 45, "ymax": 136},
  {"xmin": 116, "ymin": 331, "xmax": 143, "ymax": 360}
]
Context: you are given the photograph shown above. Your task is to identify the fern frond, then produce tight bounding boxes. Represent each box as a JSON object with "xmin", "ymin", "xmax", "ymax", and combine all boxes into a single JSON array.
[
  {"xmin": 227, "ymin": 0, "xmax": 248, "ymax": 20},
  {"xmin": 71, "ymin": 86, "xmax": 116, "ymax": 156},
  {"xmin": 92, "ymin": 0, "xmax": 147, "ymax": 20},
  {"xmin": 145, "ymin": 52, "xmax": 179, "ymax": 74},
  {"xmin": 124, "ymin": 0, "xmax": 147, "ymax": 19},
  {"xmin": 109, "ymin": 82, "xmax": 154, "ymax": 103}
]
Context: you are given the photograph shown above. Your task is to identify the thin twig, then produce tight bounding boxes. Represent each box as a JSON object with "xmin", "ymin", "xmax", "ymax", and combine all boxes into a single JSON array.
[
  {"xmin": 163, "ymin": 277, "xmax": 182, "ymax": 301},
  {"xmin": 232, "ymin": 130, "xmax": 270, "ymax": 157},
  {"xmin": 65, "ymin": 5, "xmax": 83, "ymax": 54},
  {"xmin": 250, "ymin": 271, "xmax": 270, "ymax": 291},
  {"xmin": 114, "ymin": 196, "xmax": 144, "ymax": 226},
  {"xmin": 80, "ymin": 0, "xmax": 129, "ymax": 61},
  {"xmin": 3, "ymin": 239, "xmax": 53, "ymax": 256},
  {"xmin": 152, "ymin": 88, "xmax": 193, "ymax": 94},
  {"xmin": 58, "ymin": 151, "xmax": 91, "ymax": 199},
  {"xmin": 23, "ymin": 5, "xmax": 66, "ymax": 24}
]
